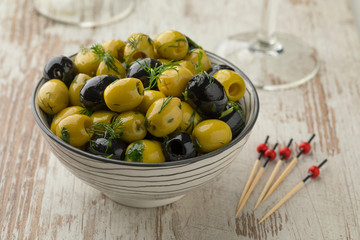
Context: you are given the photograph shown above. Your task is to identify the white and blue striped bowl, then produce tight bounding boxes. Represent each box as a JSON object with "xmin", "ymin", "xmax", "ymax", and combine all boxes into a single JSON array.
[{"xmin": 32, "ymin": 51, "xmax": 259, "ymax": 208}]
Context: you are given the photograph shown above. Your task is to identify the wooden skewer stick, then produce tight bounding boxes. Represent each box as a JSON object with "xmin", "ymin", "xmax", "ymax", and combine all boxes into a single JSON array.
[
  {"xmin": 254, "ymin": 139, "xmax": 293, "ymax": 210},
  {"xmin": 262, "ymin": 134, "xmax": 315, "ymax": 203},
  {"xmin": 235, "ymin": 143, "xmax": 278, "ymax": 216},
  {"xmin": 236, "ymin": 136, "xmax": 269, "ymax": 209},
  {"xmin": 259, "ymin": 159, "xmax": 328, "ymax": 224}
]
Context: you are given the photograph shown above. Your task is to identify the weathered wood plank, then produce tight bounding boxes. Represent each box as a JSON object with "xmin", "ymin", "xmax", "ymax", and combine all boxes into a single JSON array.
[{"xmin": 0, "ymin": 0, "xmax": 359, "ymax": 239}]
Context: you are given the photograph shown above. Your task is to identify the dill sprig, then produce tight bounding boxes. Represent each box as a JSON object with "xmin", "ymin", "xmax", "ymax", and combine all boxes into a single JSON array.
[
  {"xmin": 86, "ymin": 117, "xmax": 124, "ymax": 152},
  {"xmin": 137, "ymin": 60, "xmax": 180, "ymax": 90},
  {"xmin": 229, "ymin": 101, "xmax": 245, "ymax": 119},
  {"xmin": 78, "ymin": 108, "xmax": 93, "ymax": 117},
  {"xmin": 80, "ymin": 45, "xmax": 90, "ymax": 54},
  {"xmin": 185, "ymin": 111, "xmax": 197, "ymax": 132},
  {"xmin": 124, "ymin": 34, "xmax": 145, "ymax": 64},
  {"xmin": 90, "ymin": 44, "xmax": 120, "ymax": 75},
  {"xmin": 61, "ymin": 127, "xmax": 70, "ymax": 143},
  {"xmin": 158, "ymin": 96, "xmax": 173, "ymax": 114},
  {"xmin": 195, "ymin": 51, "xmax": 204, "ymax": 72},
  {"xmin": 219, "ymin": 107, "xmax": 234, "ymax": 119},
  {"xmin": 185, "ymin": 35, "xmax": 203, "ymax": 50}
]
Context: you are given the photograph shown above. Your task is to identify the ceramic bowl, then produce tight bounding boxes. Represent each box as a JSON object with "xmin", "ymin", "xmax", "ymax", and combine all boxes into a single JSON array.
[{"xmin": 32, "ymin": 51, "xmax": 259, "ymax": 208}]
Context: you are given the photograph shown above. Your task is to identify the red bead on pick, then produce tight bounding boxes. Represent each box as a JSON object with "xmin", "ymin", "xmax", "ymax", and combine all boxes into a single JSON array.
[
  {"xmin": 257, "ymin": 143, "xmax": 268, "ymax": 153},
  {"xmin": 264, "ymin": 148, "xmax": 277, "ymax": 161},
  {"xmin": 299, "ymin": 142, "xmax": 311, "ymax": 154},
  {"xmin": 308, "ymin": 165, "xmax": 320, "ymax": 178}
]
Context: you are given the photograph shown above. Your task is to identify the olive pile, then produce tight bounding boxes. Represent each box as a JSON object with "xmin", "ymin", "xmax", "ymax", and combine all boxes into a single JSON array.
[{"xmin": 37, "ymin": 30, "xmax": 246, "ymax": 163}]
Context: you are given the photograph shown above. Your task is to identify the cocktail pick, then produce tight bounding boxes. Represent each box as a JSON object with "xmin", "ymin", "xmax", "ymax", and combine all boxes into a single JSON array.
[
  {"xmin": 235, "ymin": 143, "xmax": 278, "ymax": 216},
  {"xmin": 236, "ymin": 136, "xmax": 269, "ymax": 208},
  {"xmin": 254, "ymin": 138, "xmax": 293, "ymax": 210},
  {"xmin": 258, "ymin": 159, "xmax": 328, "ymax": 224},
  {"xmin": 261, "ymin": 134, "xmax": 315, "ymax": 203}
]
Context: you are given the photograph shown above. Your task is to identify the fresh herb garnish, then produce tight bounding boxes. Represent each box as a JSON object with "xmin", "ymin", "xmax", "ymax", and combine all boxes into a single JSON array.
[
  {"xmin": 124, "ymin": 34, "xmax": 146, "ymax": 64},
  {"xmin": 80, "ymin": 45, "xmax": 90, "ymax": 54},
  {"xmin": 106, "ymin": 154, "xmax": 114, "ymax": 159},
  {"xmin": 61, "ymin": 127, "xmax": 70, "ymax": 143},
  {"xmin": 168, "ymin": 118, "xmax": 174, "ymax": 123},
  {"xmin": 229, "ymin": 101, "xmax": 245, "ymax": 119},
  {"xmin": 137, "ymin": 60, "xmax": 180, "ymax": 90},
  {"xmin": 185, "ymin": 35, "xmax": 203, "ymax": 50},
  {"xmin": 211, "ymin": 104, "xmax": 216, "ymax": 113},
  {"xmin": 219, "ymin": 107, "xmax": 234, "ymax": 119},
  {"xmin": 185, "ymin": 111, "xmax": 197, "ymax": 132},
  {"xmin": 182, "ymin": 89, "xmax": 188, "ymax": 101},
  {"xmin": 204, "ymin": 71, "xmax": 215, "ymax": 84},
  {"xmin": 91, "ymin": 44, "xmax": 120, "ymax": 75},
  {"xmin": 194, "ymin": 137, "xmax": 202, "ymax": 149},
  {"xmin": 78, "ymin": 108, "xmax": 93, "ymax": 117},
  {"xmin": 125, "ymin": 141, "xmax": 144, "ymax": 162},
  {"xmin": 158, "ymin": 96, "xmax": 173, "ymax": 114},
  {"xmin": 40, "ymin": 97, "xmax": 53, "ymax": 112},
  {"xmin": 195, "ymin": 51, "xmax": 204, "ymax": 72},
  {"xmin": 86, "ymin": 117, "xmax": 124, "ymax": 152}
]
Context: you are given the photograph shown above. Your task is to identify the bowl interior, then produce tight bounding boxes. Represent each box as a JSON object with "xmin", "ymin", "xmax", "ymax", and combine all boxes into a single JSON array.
[{"xmin": 31, "ymin": 51, "xmax": 259, "ymax": 167}]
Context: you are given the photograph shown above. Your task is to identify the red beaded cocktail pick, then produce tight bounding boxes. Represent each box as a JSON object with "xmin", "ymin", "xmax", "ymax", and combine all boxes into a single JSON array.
[
  {"xmin": 236, "ymin": 136, "xmax": 269, "ymax": 207},
  {"xmin": 254, "ymin": 138, "xmax": 293, "ymax": 209},
  {"xmin": 262, "ymin": 134, "xmax": 315, "ymax": 203},
  {"xmin": 259, "ymin": 159, "xmax": 328, "ymax": 224},
  {"xmin": 235, "ymin": 143, "xmax": 278, "ymax": 216}
]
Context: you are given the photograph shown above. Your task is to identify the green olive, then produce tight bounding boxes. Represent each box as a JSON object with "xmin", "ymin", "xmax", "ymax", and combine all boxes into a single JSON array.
[
  {"xmin": 153, "ymin": 30, "xmax": 189, "ymax": 60},
  {"xmin": 102, "ymin": 39, "xmax": 126, "ymax": 61},
  {"xmin": 115, "ymin": 111, "xmax": 147, "ymax": 143},
  {"xmin": 56, "ymin": 114, "xmax": 93, "ymax": 147},
  {"xmin": 178, "ymin": 60, "xmax": 197, "ymax": 75},
  {"xmin": 136, "ymin": 90, "xmax": 165, "ymax": 114},
  {"xmin": 50, "ymin": 106, "xmax": 84, "ymax": 133},
  {"xmin": 104, "ymin": 78, "xmax": 144, "ymax": 112},
  {"xmin": 125, "ymin": 140, "xmax": 165, "ymax": 163},
  {"xmin": 90, "ymin": 110, "xmax": 117, "ymax": 125},
  {"xmin": 124, "ymin": 33, "xmax": 155, "ymax": 63},
  {"xmin": 96, "ymin": 57, "xmax": 126, "ymax": 78},
  {"xmin": 158, "ymin": 66, "xmax": 193, "ymax": 97},
  {"xmin": 37, "ymin": 79, "xmax": 69, "ymax": 115},
  {"xmin": 74, "ymin": 49, "xmax": 99, "ymax": 76},
  {"xmin": 192, "ymin": 119, "xmax": 232, "ymax": 153},
  {"xmin": 157, "ymin": 58, "xmax": 170, "ymax": 64},
  {"xmin": 69, "ymin": 73, "xmax": 91, "ymax": 106},
  {"xmin": 145, "ymin": 97, "xmax": 182, "ymax": 137},
  {"xmin": 180, "ymin": 102, "xmax": 201, "ymax": 133},
  {"xmin": 184, "ymin": 48, "xmax": 211, "ymax": 72},
  {"xmin": 213, "ymin": 70, "xmax": 246, "ymax": 101}
]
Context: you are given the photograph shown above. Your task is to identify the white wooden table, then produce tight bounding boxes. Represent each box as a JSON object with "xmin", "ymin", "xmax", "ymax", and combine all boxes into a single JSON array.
[{"xmin": 1, "ymin": 0, "xmax": 359, "ymax": 239}]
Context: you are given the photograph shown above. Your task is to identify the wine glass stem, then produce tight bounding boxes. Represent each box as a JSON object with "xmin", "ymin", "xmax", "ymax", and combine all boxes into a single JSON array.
[
  {"xmin": 258, "ymin": 0, "xmax": 279, "ymax": 44},
  {"xmin": 251, "ymin": 0, "xmax": 283, "ymax": 53}
]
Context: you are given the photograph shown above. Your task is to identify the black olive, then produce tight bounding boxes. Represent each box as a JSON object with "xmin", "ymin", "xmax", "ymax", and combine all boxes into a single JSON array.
[
  {"xmin": 163, "ymin": 132, "xmax": 197, "ymax": 161},
  {"xmin": 185, "ymin": 73, "xmax": 228, "ymax": 118},
  {"xmin": 219, "ymin": 101, "xmax": 246, "ymax": 139},
  {"xmin": 86, "ymin": 137, "xmax": 127, "ymax": 160},
  {"xmin": 80, "ymin": 75, "xmax": 117, "ymax": 111},
  {"xmin": 207, "ymin": 64, "xmax": 235, "ymax": 76},
  {"xmin": 185, "ymin": 35, "xmax": 203, "ymax": 51},
  {"xmin": 43, "ymin": 55, "xmax": 78, "ymax": 87},
  {"xmin": 127, "ymin": 58, "xmax": 162, "ymax": 89}
]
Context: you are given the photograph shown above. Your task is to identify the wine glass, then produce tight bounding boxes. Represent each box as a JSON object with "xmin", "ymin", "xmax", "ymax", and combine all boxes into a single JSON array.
[
  {"xmin": 33, "ymin": 0, "xmax": 135, "ymax": 28},
  {"xmin": 217, "ymin": 0, "xmax": 319, "ymax": 90}
]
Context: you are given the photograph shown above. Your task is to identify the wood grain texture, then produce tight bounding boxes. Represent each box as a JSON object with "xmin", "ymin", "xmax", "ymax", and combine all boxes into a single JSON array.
[{"xmin": 0, "ymin": 0, "xmax": 359, "ymax": 239}]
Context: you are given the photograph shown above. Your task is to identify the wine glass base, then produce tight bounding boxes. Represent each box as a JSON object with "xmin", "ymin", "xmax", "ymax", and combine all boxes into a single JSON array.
[
  {"xmin": 33, "ymin": 0, "xmax": 135, "ymax": 28},
  {"xmin": 217, "ymin": 32, "xmax": 319, "ymax": 90}
]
